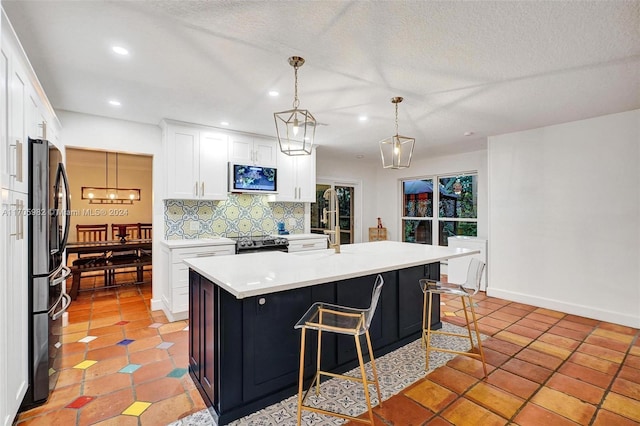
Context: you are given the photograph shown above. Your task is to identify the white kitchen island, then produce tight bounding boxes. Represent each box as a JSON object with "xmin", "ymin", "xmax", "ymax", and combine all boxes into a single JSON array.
[{"xmin": 185, "ymin": 241, "xmax": 479, "ymax": 425}]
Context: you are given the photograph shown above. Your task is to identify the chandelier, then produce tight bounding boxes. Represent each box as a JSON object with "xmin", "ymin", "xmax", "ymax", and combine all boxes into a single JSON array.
[
  {"xmin": 274, "ymin": 56, "xmax": 316, "ymax": 156},
  {"xmin": 81, "ymin": 151, "xmax": 141, "ymax": 204},
  {"xmin": 379, "ymin": 97, "xmax": 415, "ymax": 169}
]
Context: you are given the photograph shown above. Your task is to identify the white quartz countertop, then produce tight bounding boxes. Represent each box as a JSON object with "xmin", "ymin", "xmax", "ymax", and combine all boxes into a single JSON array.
[
  {"xmin": 184, "ymin": 241, "xmax": 479, "ymax": 299},
  {"xmin": 160, "ymin": 237, "xmax": 235, "ymax": 249}
]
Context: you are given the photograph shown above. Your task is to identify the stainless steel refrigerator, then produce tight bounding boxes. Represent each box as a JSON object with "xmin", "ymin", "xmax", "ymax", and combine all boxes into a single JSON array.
[{"xmin": 20, "ymin": 138, "xmax": 71, "ymax": 410}]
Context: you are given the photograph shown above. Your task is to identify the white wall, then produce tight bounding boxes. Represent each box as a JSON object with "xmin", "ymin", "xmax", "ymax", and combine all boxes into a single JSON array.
[
  {"xmin": 57, "ymin": 111, "xmax": 165, "ymax": 310},
  {"xmin": 488, "ymin": 109, "xmax": 640, "ymax": 328}
]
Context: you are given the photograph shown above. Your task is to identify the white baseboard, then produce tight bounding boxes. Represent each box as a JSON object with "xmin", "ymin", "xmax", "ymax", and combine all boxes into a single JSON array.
[
  {"xmin": 150, "ymin": 298, "xmax": 163, "ymax": 312},
  {"xmin": 487, "ymin": 287, "xmax": 640, "ymax": 328}
]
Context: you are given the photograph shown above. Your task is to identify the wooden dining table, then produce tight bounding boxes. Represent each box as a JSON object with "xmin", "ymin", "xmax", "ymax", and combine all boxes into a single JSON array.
[
  {"xmin": 66, "ymin": 238, "xmax": 152, "ymax": 258},
  {"xmin": 66, "ymin": 238, "xmax": 152, "ymax": 299}
]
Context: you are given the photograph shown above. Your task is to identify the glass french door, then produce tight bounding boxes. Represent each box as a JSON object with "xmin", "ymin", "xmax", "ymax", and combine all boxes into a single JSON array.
[{"xmin": 311, "ymin": 183, "xmax": 355, "ymax": 245}]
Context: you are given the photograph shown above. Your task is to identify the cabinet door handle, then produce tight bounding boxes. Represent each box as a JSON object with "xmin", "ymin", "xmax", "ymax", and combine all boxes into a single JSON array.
[
  {"xmin": 201, "ymin": 182, "xmax": 205, "ymax": 196},
  {"xmin": 194, "ymin": 182, "xmax": 198, "ymax": 197},
  {"xmin": 39, "ymin": 121, "xmax": 47, "ymax": 139},
  {"xmin": 19, "ymin": 199, "xmax": 24, "ymax": 240},
  {"xmin": 10, "ymin": 139, "xmax": 23, "ymax": 182},
  {"xmin": 302, "ymin": 243, "xmax": 315, "ymax": 248},
  {"xmin": 258, "ymin": 297, "xmax": 266, "ymax": 305}
]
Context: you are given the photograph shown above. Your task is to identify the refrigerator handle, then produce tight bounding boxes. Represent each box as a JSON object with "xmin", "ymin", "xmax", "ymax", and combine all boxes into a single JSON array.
[
  {"xmin": 56, "ymin": 163, "xmax": 71, "ymax": 252},
  {"xmin": 50, "ymin": 292, "xmax": 71, "ymax": 321},
  {"xmin": 51, "ymin": 266, "xmax": 71, "ymax": 286}
]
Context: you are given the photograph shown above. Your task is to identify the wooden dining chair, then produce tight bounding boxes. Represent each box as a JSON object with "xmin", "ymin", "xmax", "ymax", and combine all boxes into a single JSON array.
[
  {"xmin": 72, "ymin": 224, "xmax": 109, "ymax": 287},
  {"xmin": 137, "ymin": 223, "xmax": 153, "ymax": 277},
  {"xmin": 138, "ymin": 223, "xmax": 152, "ymax": 239},
  {"xmin": 109, "ymin": 223, "xmax": 146, "ymax": 285},
  {"xmin": 76, "ymin": 224, "xmax": 108, "ymax": 244},
  {"xmin": 110, "ymin": 223, "xmax": 139, "ymax": 241}
]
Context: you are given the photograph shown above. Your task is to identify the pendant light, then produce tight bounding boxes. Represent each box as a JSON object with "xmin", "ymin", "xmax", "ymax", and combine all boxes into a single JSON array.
[
  {"xmin": 274, "ymin": 56, "xmax": 316, "ymax": 156},
  {"xmin": 81, "ymin": 151, "xmax": 141, "ymax": 204},
  {"xmin": 379, "ymin": 97, "xmax": 415, "ymax": 169}
]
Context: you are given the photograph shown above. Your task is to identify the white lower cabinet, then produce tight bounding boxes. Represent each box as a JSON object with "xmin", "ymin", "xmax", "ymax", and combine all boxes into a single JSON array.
[
  {"xmin": 1, "ymin": 190, "xmax": 28, "ymax": 426},
  {"xmin": 160, "ymin": 242, "xmax": 235, "ymax": 321}
]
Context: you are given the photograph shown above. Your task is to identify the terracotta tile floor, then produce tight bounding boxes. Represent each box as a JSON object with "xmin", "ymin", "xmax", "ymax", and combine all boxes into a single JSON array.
[
  {"xmin": 15, "ymin": 273, "xmax": 640, "ymax": 425},
  {"xmin": 347, "ymin": 291, "xmax": 640, "ymax": 425}
]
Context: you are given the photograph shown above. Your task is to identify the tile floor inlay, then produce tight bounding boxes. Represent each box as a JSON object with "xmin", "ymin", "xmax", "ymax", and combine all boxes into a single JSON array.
[
  {"xmin": 66, "ymin": 396, "xmax": 95, "ymax": 409},
  {"xmin": 122, "ymin": 401, "xmax": 152, "ymax": 416},
  {"xmin": 167, "ymin": 367, "xmax": 188, "ymax": 378},
  {"xmin": 156, "ymin": 341, "xmax": 174, "ymax": 349},
  {"xmin": 73, "ymin": 360, "xmax": 97, "ymax": 370},
  {"xmin": 119, "ymin": 364, "xmax": 142, "ymax": 374},
  {"xmin": 78, "ymin": 335, "xmax": 98, "ymax": 343},
  {"xmin": 117, "ymin": 338, "xmax": 135, "ymax": 346}
]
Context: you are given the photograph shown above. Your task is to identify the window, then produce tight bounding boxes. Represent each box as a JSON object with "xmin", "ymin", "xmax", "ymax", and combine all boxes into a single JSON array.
[{"xmin": 401, "ymin": 173, "xmax": 477, "ymax": 246}]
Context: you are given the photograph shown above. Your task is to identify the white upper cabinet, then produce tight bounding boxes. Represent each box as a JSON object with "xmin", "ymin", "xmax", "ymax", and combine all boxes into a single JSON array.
[
  {"xmin": 1, "ymin": 37, "xmax": 28, "ymax": 194},
  {"xmin": 163, "ymin": 121, "xmax": 229, "ymax": 200},
  {"xmin": 228, "ymin": 133, "xmax": 277, "ymax": 167},
  {"xmin": 275, "ymin": 148, "xmax": 316, "ymax": 202}
]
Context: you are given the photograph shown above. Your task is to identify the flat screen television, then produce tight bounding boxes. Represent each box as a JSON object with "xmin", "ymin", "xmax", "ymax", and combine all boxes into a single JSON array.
[{"xmin": 228, "ymin": 163, "xmax": 277, "ymax": 193}]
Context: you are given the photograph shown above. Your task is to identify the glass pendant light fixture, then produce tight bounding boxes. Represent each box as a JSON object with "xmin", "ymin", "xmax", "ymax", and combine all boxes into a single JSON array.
[
  {"xmin": 379, "ymin": 97, "xmax": 415, "ymax": 169},
  {"xmin": 274, "ymin": 56, "xmax": 316, "ymax": 156}
]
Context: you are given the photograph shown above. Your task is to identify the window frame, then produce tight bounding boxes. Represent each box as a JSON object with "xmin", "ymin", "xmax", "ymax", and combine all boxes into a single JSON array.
[{"xmin": 400, "ymin": 171, "xmax": 478, "ymax": 246}]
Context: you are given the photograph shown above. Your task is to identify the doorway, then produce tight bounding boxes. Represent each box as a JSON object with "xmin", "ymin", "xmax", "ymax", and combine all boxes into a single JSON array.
[
  {"xmin": 65, "ymin": 148, "xmax": 153, "ymax": 295},
  {"xmin": 311, "ymin": 182, "xmax": 358, "ymax": 244}
]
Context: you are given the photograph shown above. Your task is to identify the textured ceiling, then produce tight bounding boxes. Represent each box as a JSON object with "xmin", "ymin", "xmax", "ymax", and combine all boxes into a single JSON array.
[{"xmin": 3, "ymin": 1, "xmax": 639, "ymax": 163}]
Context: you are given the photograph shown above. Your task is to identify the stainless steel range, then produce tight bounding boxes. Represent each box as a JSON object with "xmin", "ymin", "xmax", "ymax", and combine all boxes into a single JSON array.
[{"xmin": 233, "ymin": 235, "xmax": 289, "ymax": 254}]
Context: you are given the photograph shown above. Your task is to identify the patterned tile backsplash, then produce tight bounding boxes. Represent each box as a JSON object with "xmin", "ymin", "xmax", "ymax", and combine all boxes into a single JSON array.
[{"xmin": 164, "ymin": 194, "xmax": 305, "ymax": 239}]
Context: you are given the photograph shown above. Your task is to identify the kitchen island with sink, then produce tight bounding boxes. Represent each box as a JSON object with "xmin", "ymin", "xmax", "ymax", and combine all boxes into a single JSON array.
[{"xmin": 184, "ymin": 241, "xmax": 479, "ymax": 424}]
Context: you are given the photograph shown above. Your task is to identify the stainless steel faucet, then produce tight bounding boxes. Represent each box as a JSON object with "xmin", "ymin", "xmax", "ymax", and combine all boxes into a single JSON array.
[{"xmin": 321, "ymin": 188, "xmax": 341, "ymax": 253}]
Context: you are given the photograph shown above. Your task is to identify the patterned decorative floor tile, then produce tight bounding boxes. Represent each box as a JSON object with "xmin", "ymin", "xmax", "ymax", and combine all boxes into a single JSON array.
[
  {"xmin": 170, "ymin": 323, "xmax": 484, "ymax": 426},
  {"xmin": 117, "ymin": 338, "xmax": 135, "ymax": 346},
  {"xmin": 78, "ymin": 335, "xmax": 98, "ymax": 343}
]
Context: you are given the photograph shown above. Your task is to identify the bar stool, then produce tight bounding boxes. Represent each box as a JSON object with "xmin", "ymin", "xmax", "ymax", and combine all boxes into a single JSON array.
[
  {"xmin": 419, "ymin": 258, "xmax": 488, "ymax": 377},
  {"xmin": 294, "ymin": 275, "xmax": 384, "ymax": 425}
]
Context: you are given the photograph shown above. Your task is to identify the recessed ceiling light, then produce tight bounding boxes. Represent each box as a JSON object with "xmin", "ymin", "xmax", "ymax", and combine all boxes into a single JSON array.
[
  {"xmin": 108, "ymin": 100, "xmax": 121, "ymax": 106},
  {"xmin": 358, "ymin": 116, "xmax": 368, "ymax": 122},
  {"xmin": 220, "ymin": 121, "xmax": 229, "ymax": 126},
  {"xmin": 268, "ymin": 90, "xmax": 279, "ymax": 97},
  {"xmin": 463, "ymin": 131, "xmax": 474, "ymax": 136},
  {"xmin": 356, "ymin": 154, "xmax": 365, "ymax": 159},
  {"xmin": 111, "ymin": 46, "xmax": 129, "ymax": 56}
]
